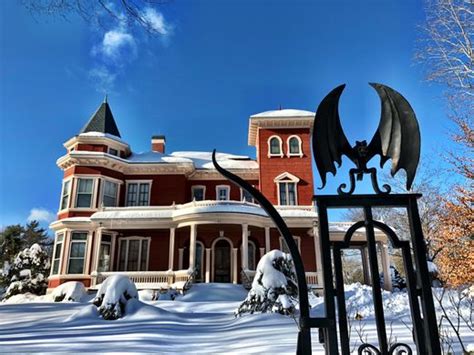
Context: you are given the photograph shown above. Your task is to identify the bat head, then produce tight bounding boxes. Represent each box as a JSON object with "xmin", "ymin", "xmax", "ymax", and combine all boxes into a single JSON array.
[{"xmin": 355, "ymin": 140, "xmax": 368, "ymax": 158}]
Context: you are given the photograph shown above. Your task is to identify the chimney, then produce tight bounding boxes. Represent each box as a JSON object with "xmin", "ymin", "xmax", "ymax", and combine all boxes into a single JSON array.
[{"xmin": 152, "ymin": 135, "xmax": 166, "ymax": 154}]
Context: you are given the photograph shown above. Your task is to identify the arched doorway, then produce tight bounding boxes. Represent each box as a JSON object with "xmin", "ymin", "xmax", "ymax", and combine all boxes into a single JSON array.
[{"xmin": 213, "ymin": 239, "xmax": 231, "ymax": 282}]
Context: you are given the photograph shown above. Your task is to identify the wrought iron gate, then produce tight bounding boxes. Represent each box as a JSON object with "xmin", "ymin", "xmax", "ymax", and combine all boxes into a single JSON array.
[{"xmin": 315, "ymin": 193, "xmax": 442, "ymax": 354}]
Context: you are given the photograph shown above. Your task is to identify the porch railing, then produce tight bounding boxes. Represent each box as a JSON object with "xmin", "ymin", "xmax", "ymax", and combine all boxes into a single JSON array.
[
  {"xmin": 90, "ymin": 269, "xmax": 194, "ymax": 291},
  {"xmin": 241, "ymin": 269, "xmax": 320, "ymax": 290}
]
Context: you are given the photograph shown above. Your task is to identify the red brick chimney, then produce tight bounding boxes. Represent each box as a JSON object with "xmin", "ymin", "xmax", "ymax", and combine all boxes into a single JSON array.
[{"xmin": 151, "ymin": 135, "xmax": 166, "ymax": 154}]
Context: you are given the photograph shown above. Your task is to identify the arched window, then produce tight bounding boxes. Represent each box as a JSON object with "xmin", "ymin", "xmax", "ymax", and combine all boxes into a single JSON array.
[
  {"xmin": 268, "ymin": 136, "xmax": 283, "ymax": 157},
  {"xmin": 287, "ymin": 135, "xmax": 303, "ymax": 157}
]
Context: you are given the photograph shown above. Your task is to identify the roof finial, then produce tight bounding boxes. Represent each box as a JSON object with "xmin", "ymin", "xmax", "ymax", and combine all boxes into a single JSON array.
[{"xmin": 104, "ymin": 93, "xmax": 108, "ymax": 104}]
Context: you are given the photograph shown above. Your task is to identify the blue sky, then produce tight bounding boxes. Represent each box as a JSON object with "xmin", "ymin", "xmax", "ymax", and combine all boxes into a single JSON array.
[{"xmin": 0, "ymin": 0, "xmax": 452, "ymax": 230}]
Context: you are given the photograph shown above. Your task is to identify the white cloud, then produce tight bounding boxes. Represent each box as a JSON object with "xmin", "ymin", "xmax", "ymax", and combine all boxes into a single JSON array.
[
  {"xmin": 143, "ymin": 8, "xmax": 171, "ymax": 35},
  {"xmin": 27, "ymin": 208, "xmax": 56, "ymax": 224},
  {"xmin": 93, "ymin": 29, "xmax": 137, "ymax": 62}
]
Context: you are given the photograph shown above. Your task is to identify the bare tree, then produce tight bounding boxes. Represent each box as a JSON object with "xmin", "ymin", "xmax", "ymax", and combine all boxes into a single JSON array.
[
  {"xmin": 21, "ymin": 0, "xmax": 170, "ymax": 34},
  {"xmin": 416, "ymin": 0, "xmax": 473, "ymax": 98}
]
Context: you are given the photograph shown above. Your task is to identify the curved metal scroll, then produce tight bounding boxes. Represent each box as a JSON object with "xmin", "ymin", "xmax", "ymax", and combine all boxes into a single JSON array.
[{"xmin": 212, "ymin": 149, "xmax": 312, "ymax": 353}]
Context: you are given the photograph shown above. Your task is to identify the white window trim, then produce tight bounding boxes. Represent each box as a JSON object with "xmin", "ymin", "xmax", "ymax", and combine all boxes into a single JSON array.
[
  {"xmin": 66, "ymin": 231, "xmax": 90, "ymax": 275},
  {"xmin": 274, "ymin": 172, "xmax": 300, "ymax": 206},
  {"xmin": 125, "ymin": 180, "xmax": 153, "ymax": 207},
  {"xmin": 117, "ymin": 236, "xmax": 151, "ymax": 271},
  {"xmin": 50, "ymin": 233, "xmax": 65, "ymax": 276},
  {"xmin": 279, "ymin": 236, "xmax": 301, "ymax": 252},
  {"xmin": 72, "ymin": 175, "xmax": 100, "ymax": 210},
  {"xmin": 242, "ymin": 240, "xmax": 257, "ymax": 270},
  {"xmin": 97, "ymin": 233, "xmax": 113, "ymax": 272},
  {"xmin": 240, "ymin": 188, "xmax": 255, "ymax": 203},
  {"xmin": 267, "ymin": 135, "xmax": 284, "ymax": 157},
  {"xmin": 287, "ymin": 135, "xmax": 303, "ymax": 157},
  {"xmin": 191, "ymin": 185, "xmax": 206, "ymax": 201},
  {"xmin": 58, "ymin": 177, "xmax": 73, "ymax": 212},
  {"xmin": 99, "ymin": 177, "xmax": 123, "ymax": 208},
  {"xmin": 216, "ymin": 185, "xmax": 230, "ymax": 201}
]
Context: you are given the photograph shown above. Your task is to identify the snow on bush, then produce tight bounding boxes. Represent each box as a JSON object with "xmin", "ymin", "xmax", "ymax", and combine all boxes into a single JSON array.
[
  {"xmin": 52, "ymin": 281, "xmax": 87, "ymax": 302},
  {"xmin": 379, "ymin": 266, "xmax": 407, "ymax": 291},
  {"xmin": 93, "ymin": 275, "xmax": 138, "ymax": 320},
  {"xmin": 236, "ymin": 250, "xmax": 297, "ymax": 316},
  {"xmin": 3, "ymin": 243, "xmax": 50, "ymax": 300}
]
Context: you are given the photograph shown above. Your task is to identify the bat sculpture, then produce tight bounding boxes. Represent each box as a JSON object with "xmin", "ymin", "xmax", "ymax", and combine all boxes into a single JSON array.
[{"xmin": 312, "ymin": 83, "xmax": 420, "ymax": 195}]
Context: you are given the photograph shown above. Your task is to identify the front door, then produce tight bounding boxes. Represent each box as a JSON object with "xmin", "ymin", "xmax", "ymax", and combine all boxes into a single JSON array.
[{"xmin": 214, "ymin": 240, "xmax": 231, "ymax": 282}]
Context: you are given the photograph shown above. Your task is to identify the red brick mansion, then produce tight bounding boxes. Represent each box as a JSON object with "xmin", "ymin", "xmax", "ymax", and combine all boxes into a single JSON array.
[{"xmin": 49, "ymin": 99, "xmax": 392, "ymax": 291}]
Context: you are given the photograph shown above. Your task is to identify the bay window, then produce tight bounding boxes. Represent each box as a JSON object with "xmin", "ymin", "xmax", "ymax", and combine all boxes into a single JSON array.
[
  {"xmin": 60, "ymin": 180, "xmax": 71, "ymax": 210},
  {"xmin": 67, "ymin": 232, "xmax": 88, "ymax": 274},
  {"xmin": 75, "ymin": 178, "xmax": 94, "ymax": 208},
  {"xmin": 98, "ymin": 234, "xmax": 112, "ymax": 272},
  {"xmin": 51, "ymin": 233, "xmax": 64, "ymax": 275},
  {"xmin": 102, "ymin": 180, "xmax": 118, "ymax": 207}
]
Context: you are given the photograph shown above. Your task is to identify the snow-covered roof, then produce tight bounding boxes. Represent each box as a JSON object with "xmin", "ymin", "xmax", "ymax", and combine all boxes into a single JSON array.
[
  {"xmin": 77, "ymin": 131, "xmax": 128, "ymax": 145},
  {"xmin": 250, "ymin": 109, "xmax": 315, "ymax": 118},
  {"xmin": 169, "ymin": 151, "xmax": 258, "ymax": 170}
]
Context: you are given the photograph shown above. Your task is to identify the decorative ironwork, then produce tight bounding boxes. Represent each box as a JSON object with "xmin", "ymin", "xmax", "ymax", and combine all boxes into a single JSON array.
[
  {"xmin": 312, "ymin": 83, "xmax": 421, "ymax": 195},
  {"xmin": 213, "ymin": 83, "xmax": 441, "ymax": 354}
]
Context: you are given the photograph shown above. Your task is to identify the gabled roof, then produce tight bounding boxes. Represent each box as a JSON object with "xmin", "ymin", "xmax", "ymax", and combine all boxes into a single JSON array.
[{"xmin": 80, "ymin": 100, "xmax": 121, "ymax": 138}]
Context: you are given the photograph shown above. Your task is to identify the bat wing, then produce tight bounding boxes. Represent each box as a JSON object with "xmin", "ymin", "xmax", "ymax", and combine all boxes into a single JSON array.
[
  {"xmin": 367, "ymin": 83, "xmax": 421, "ymax": 190},
  {"xmin": 312, "ymin": 84, "xmax": 356, "ymax": 188}
]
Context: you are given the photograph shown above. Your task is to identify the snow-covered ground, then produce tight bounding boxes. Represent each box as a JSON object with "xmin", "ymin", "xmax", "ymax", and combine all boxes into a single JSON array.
[{"xmin": 0, "ymin": 283, "xmax": 472, "ymax": 353}]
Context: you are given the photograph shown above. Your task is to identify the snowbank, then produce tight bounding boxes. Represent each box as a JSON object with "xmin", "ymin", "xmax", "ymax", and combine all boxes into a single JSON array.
[{"xmin": 51, "ymin": 282, "xmax": 87, "ymax": 302}]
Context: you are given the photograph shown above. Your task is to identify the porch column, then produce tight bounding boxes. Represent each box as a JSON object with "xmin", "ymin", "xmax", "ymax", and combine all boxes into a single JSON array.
[
  {"xmin": 379, "ymin": 242, "xmax": 392, "ymax": 291},
  {"xmin": 232, "ymin": 248, "xmax": 238, "ymax": 284},
  {"xmin": 205, "ymin": 248, "xmax": 211, "ymax": 283},
  {"xmin": 265, "ymin": 227, "xmax": 271, "ymax": 253},
  {"xmin": 259, "ymin": 247, "xmax": 265, "ymax": 259},
  {"xmin": 189, "ymin": 224, "xmax": 197, "ymax": 269},
  {"xmin": 168, "ymin": 227, "xmax": 176, "ymax": 270},
  {"xmin": 242, "ymin": 224, "xmax": 249, "ymax": 270},
  {"xmin": 178, "ymin": 248, "xmax": 184, "ymax": 269},
  {"xmin": 361, "ymin": 246, "xmax": 371, "ymax": 285},
  {"xmin": 313, "ymin": 221, "xmax": 324, "ymax": 286}
]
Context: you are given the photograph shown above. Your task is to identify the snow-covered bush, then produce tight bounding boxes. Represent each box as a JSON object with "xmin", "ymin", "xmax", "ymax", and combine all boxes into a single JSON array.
[
  {"xmin": 236, "ymin": 250, "xmax": 297, "ymax": 316},
  {"xmin": 52, "ymin": 281, "xmax": 87, "ymax": 302},
  {"xmin": 3, "ymin": 244, "xmax": 50, "ymax": 300},
  {"xmin": 93, "ymin": 275, "xmax": 138, "ymax": 320}
]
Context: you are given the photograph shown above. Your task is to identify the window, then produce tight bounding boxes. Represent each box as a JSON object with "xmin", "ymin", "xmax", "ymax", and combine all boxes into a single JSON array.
[
  {"xmin": 108, "ymin": 148, "xmax": 118, "ymax": 156},
  {"xmin": 195, "ymin": 241, "xmax": 204, "ymax": 282},
  {"xmin": 288, "ymin": 135, "xmax": 302, "ymax": 156},
  {"xmin": 118, "ymin": 237, "xmax": 150, "ymax": 271},
  {"xmin": 274, "ymin": 172, "xmax": 300, "ymax": 206},
  {"xmin": 68, "ymin": 232, "xmax": 88, "ymax": 274},
  {"xmin": 241, "ymin": 188, "xmax": 254, "ymax": 203},
  {"xmin": 216, "ymin": 185, "xmax": 230, "ymax": 201},
  {"xmin": 192, "ymin": 186, "xmax": 205, "ymax": 201},
  {"xmin": 126, "ymin": 182, "xmax": 150, "ymax": 206},
  {"xmin": 98, "ymin": 234, "xmax": 112, "ymax": 272},
  {"xmin": 268, "ymin": 136, "xmax": 283, "ymax": 156},
  {"xmin": 60, "ymin": 180, "xmax": 71, "ymax": 210},
  {"xmin": 75, "ymin": 178, "xmax": 94, "ymax": 208},
  {"xmin": 102, "ymin": 180, "xmax": 118, "ymax": 207},
  {"xmin": 279, "ymin": 182, "xmax": 296, "ymax": 205},
  {"xmin": 279, "ymin": 236, "xmax": 301, "ymax": 253},
  {"xmin": 51, "ymin": 234, "xmax": 64, "ymax": 274}
]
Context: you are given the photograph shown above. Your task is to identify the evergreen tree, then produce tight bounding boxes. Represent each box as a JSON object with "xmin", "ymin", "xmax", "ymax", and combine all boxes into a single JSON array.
[
  {"xmin": 24, "ymin": 220, "xmax": 51, "ymax": 248},
  {"xmin": 0, "ymin": 225, "xmax": 25, "ymax": 266}
]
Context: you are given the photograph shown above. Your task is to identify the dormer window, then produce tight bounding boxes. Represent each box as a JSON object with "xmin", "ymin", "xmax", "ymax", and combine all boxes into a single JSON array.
[
  {"xmin": 216, "ymin": 185, "xmax": 230, "ymax": 201},
  {"xmin": 274, "ymin": 172, "xmax": 300, "ymax": 206},
  {"xmin": 287, "ymin": 135, "xmax": 303, "ymax": 157},
  {"xmin": 268, "ymin": 136, "xmax": 283, "ymax": 157},
  {"xmin": 192, "ymin": 186, "xmax": 206, "ymax": 201}
]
